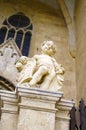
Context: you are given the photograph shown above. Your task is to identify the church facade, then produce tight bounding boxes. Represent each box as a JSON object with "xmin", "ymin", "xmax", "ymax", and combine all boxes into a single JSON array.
[{"xmin": 0, "ymin": 0, "xmax": 86, "ymax": 130}]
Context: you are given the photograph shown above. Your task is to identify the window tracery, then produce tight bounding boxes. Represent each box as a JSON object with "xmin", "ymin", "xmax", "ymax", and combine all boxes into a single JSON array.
[{"xmin": 0, "ymin": 12, "xmax": 33, "ymax": 56}]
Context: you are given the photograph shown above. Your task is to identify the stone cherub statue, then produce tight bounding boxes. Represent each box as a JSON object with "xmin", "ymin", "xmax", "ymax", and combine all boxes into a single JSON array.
[{"xmin": 16, "ymin": 41, "xmax": 64, "ymax": 91}]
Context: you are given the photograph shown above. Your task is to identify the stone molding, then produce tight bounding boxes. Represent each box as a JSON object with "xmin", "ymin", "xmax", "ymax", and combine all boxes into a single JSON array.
[
  {"xmin": 0, "ymin": 87, "xmax": 74, "ymax": 130},
  {"xmin": 0, "ymin": 90, "xmax": 18, "ymax": 114},
  {"xmin": 17, "ymin": 86, "xmax": 63, "ymax": 113}
]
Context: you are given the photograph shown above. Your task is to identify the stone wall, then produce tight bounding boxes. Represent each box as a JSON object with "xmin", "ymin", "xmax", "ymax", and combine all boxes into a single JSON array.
[
  {"xmin": 75, "ymin": 0, "xmax": 86, "ymax": 104},
  {"xmin": 0, "ymin": 0, "xmax": 76, "ymax": 100}
]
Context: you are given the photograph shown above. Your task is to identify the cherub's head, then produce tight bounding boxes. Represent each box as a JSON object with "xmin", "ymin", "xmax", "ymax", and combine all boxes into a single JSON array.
[
  {"xmin": 41, "ymin": 41, "xmax": 56, "ymax": 56},
  {"xmin": 16, "ymin": 56, "xmax": 28, "ymax": 71},
  {"xmin": 19, "ymin": 56, "xmax": 28, "ymax": 64}
]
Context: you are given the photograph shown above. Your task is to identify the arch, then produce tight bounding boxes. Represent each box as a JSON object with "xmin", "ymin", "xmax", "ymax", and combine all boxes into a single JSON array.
[
  {"xmin": 27, "ymin": 23, "xmax": 33, "ymax": 30},
  {"xmin": 7, "ymin": 12, "xmax": 31, "ymax": 29},
  {"xmin": 0, "ymin": 75, "xmax": 15, "ymax": 91},
  {"xmin": 57, "ymin": 0, "xmax": 76, "ymax": 58}
]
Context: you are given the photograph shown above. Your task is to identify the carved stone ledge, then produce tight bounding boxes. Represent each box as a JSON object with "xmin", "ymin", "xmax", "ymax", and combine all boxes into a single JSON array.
[
  {"xmin": 17, "ymin": 86, "xmax": 63, "ymax": 113},
  {"xmin": 0, "ymin": 90, "xmax": 18, "ymax": 114},
  {"xmin": 17, "ymin": 86, "xmax": 63, "ymax": 101},
  {"xmin": 0, "ymin": 89, "xmax": 18, "ymax": 130},
  {"xmin": 57, "ymin": 99, "xmax": 75, "ymax": 111},
  {"xmin": 0, "ymin": 86, "xmax": 74, "ymax": 130},
  {"xmin": 17, "ymin": 86, "xmax": 63, "ymax": 130},
  {"xmin": 55, "ymin": 99, "xmax": 75, "ymax": 130}
]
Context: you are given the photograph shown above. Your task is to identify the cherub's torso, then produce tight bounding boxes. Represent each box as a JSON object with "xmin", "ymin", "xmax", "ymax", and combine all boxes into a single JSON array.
[{"xmin": 34, "ymin": 54, "xmax": 55, "ymax": 70}]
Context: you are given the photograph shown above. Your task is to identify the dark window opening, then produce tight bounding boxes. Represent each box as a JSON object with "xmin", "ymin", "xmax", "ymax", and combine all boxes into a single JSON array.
[
  {"xmin": 22, "ymin": 32, "xmax": 31, "ymax": 56},
  {"xmin": 8, "ymin": 13, "xmax": 30, "ymax": 28},
  {"xmin": 15, "ymin": 31, "xmax": 23, "ymax": 49},
  {"xmin": 0, "ymin": 27, "xmax": 7, "ymax": 44},
  {"xmin": 7, "ymin": 29, "xmax": 15, "ymax": 39},
  {"xmin": 0, "ymin": 12, "xmax": 33, "ymax": 56}
]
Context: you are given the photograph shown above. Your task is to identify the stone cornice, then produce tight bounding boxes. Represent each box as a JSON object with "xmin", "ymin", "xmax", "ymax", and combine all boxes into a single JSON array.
[
  {"xmin": 57, "ymin": 98, "xmax": 75, "ymax": 111},
  {"xmin": 17, "ymin": 86, "xmax": 63, "ymax": 102},
  {"xmin": 0, "ymin": 86, "xmax": 74, "ymax": 115}
]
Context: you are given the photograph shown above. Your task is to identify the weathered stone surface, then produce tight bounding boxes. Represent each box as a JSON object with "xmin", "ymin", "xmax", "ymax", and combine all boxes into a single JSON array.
[
  {"xmin": 16, "ymin": 41, "xmax": 64, "ymax": 92},
  {"xmin": 75, "ymin": 0, "xmax": 86, "ymax": 103},
  {"xmin": 0, "ymin": 90, "xmax": 18, "ymax": 130},
  {"xmin": 0, "ymin": 39, "xmax": 21, "ymax": 85},
  {"xmin": 0, "ymin": 0, "xmax": 76, "ymax": 100},
  {"xmin": 0, "ymin": 87, "xmax": 74, "ymax": 130}
]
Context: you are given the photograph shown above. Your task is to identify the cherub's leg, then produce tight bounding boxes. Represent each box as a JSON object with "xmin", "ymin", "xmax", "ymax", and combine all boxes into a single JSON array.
[
  {"xmin": 40, "ymin": 71, "xmax": 56, "ymax": 90},
  {"xmin": 17, "ymin": 60, "xmax": 36, "ymax": 85},
  {"xmin": 29, "ymin": 66, "xmax": 48, "ymax": 86}
]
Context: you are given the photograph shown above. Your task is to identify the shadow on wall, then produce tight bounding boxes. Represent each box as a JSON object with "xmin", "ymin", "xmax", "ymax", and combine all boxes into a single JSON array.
[{"xmin": 70, "ymin": 99, "xmax": 86, "ymax": 130}]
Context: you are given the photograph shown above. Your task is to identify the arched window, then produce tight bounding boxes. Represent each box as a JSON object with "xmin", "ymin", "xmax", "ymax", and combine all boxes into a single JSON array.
[
  {"xmin": 0, "ymin": 12, "xmax": 33, "ymax": 56},
  {"xmin": 0, "ymin": 27, "xmax": 7, "ymax": 44},
  {"xmin": 7, "ymin": 28, "xmax": 15, "ymax": 39}
]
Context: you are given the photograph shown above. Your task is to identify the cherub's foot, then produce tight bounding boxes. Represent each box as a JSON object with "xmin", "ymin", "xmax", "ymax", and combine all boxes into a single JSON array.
[
  {"xmin": 28, "ymin": 83, "xmax": 40, "ymax": 89},
  {"xmin": 29, "ymin": 79, "xmax": 36, "ymax": 87}
]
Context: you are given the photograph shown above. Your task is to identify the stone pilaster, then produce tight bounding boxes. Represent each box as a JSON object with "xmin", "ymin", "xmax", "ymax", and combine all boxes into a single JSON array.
[
  {"xmin": 0, "ymin": 90, "xmax": 18, "ymax": 130},
  {"xmin": 17, "ymin": 86, "xmax": 63, "ymax": 130},
  {"xmin": 55, "ymin": 99, "xmax": 75, "ymax": 130}
]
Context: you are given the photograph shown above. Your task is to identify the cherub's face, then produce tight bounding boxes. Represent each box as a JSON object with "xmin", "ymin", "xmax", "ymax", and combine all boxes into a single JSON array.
[{"xmin": 41, "ymin": 41, "xmax": 56, "ymax": 56}]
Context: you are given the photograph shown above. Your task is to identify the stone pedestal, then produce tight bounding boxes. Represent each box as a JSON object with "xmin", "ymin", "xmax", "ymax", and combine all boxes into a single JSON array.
[
  {"xmin": 55, "ymin": 99, "xmax": 75, "ymax": 130},
  {"xmin": 0, "ymin": 90, "xmax": 18, "ymax": 130},
  {"xmin": 0, "ymin": 86, "xmax": 74, "ymax": 130},
  {"xmin": 17, "ymin": 86, "xmax": 63, "ymax": 130}
]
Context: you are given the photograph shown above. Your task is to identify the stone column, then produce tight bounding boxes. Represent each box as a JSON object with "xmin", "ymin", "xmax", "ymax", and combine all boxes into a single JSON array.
[
  {"xmin": 0, "ymin": 90, "xmax": 18, "ymax": 130},
  {"xmin": 55, "ymin": 99, "xmax": 75, "ymax": 130},
  {"xmin": 17, "ymin": 86, "xmax": 63, "ymax": 130}
]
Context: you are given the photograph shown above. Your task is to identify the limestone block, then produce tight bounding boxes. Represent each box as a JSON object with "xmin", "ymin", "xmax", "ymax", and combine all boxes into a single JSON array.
[
  {"xmin": 55, "ymin": 99, "xmax": 75, "ymax": 130},
  {"xmin": 1, "ymin": 113, "xmax": 18, "ymax": 130},
  {"xmin": 17, "ymin": 86, "xmax": 63, "ymax": 130},
  {"xmin": 0, "ymin": 86, "xmax": 74, "ymax": 130},
  {"xmin": 0, "ymin": 90, "xmax": 18, "ymax": 130}
]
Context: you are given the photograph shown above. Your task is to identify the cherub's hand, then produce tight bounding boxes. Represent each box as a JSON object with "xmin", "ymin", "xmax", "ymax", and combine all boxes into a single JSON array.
[{"xmin": 55, "ymin": 64, "xmax": 64, "ymax": 74}]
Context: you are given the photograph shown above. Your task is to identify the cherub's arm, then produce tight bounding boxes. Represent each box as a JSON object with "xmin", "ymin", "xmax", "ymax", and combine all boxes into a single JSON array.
[{"xmin": 51, "ymin": 58, "xmax": 64, "ymax": 75}]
